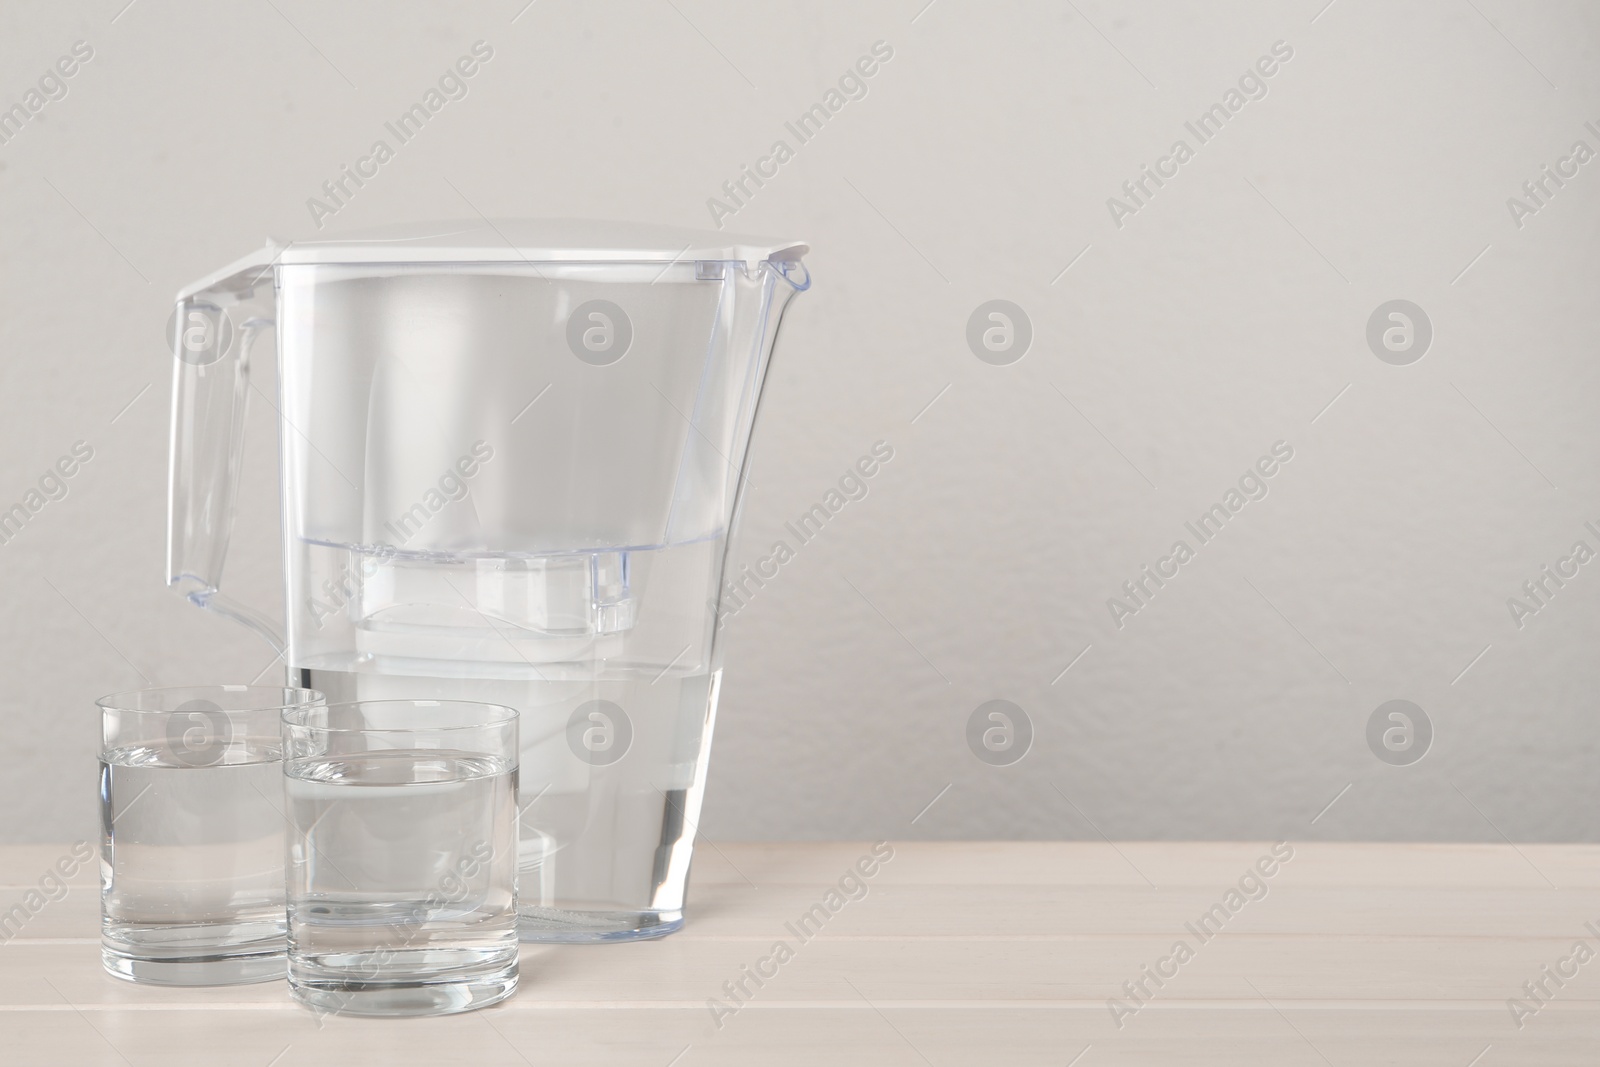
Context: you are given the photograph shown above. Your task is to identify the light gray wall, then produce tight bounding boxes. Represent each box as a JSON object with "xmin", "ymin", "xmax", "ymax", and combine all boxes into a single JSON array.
[{"xmin": 1, "ymin": 0, "xmax": 1595, "ymax": 843}]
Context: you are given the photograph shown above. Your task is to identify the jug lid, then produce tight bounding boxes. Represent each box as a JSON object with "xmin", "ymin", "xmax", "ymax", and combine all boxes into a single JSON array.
[{"xmin": 179, "ymin": 219, "xmax": 807, "ymax": 299}]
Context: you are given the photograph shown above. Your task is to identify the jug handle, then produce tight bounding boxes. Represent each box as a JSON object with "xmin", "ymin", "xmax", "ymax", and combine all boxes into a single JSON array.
[{"xmin": 166, "ymin": 250, "xmax": 286, "ymax": 654}]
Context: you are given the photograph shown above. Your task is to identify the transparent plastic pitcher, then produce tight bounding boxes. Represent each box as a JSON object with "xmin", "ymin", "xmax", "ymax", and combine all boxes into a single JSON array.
[{"xmin": 168, "ymin": 220, "xmax": 809, "ymax": 941}]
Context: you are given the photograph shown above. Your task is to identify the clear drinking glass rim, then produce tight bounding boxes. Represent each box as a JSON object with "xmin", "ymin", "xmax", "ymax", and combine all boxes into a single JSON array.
[
  {"xmin": 96, "ymin": 684, "xmax": 325, "ymax": 714},
  {"xmin": 281, "ymin": 698, "xmax": 519, "ymax": 734}
]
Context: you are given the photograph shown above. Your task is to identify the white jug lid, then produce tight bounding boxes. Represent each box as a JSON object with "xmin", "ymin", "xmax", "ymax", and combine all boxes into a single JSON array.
[{"xmin": 179, "ymin": 219, "xmax": 808, "ymax": 300}]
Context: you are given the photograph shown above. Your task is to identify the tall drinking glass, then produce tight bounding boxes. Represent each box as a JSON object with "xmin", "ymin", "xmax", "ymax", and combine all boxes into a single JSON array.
[
  {"xmin": 98, "ymin": 685, "xmax": 322, "ymax": 984},
  {"xmin": 282, "ymin": 699, "xmax": 520, "ymax": 1017}
]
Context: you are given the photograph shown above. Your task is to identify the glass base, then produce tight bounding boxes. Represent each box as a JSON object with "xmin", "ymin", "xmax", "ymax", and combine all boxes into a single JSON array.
[
  {"xmin": 289, "ymin": 955, "xmax": 518, "ymax": 1018},
  {"xmin": 517, "ymin": 907, "xmax": 683, "ymax": 943},
  {"xmin": 101, "ymin": 945, "xmax": 285, "ymax": 986}
]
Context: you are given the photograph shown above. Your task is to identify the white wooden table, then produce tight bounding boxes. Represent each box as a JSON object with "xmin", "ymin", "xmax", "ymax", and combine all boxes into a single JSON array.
[{"xmin": 2, "ymin": 842, "xmax": 1597, "ymax": 1064}]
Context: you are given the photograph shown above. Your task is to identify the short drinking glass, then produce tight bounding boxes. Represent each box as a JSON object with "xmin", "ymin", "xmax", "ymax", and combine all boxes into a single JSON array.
[
  {"xmin": 98, "ymin": 685, "xmax": 323, "ymax": 984},
  {"xmin": 282, "ymin": 699, "xmax": 520, "ymax": 1017}
]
